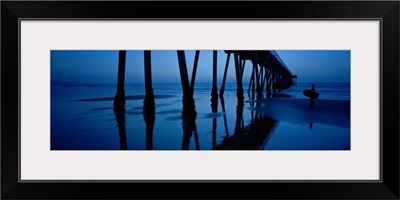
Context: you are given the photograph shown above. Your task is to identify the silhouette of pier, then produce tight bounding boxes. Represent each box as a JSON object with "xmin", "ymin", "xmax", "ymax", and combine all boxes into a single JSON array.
[
  {"xmin": 112, "ymin": 50, "xmax": 296, "ymax": 150},
  {"xmin": 113, "ymin": 50, "xmax": 296, "ymax": 113}
]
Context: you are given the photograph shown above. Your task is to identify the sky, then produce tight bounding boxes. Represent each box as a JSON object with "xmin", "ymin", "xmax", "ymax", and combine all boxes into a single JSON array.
[{"xmin": 51, "ymin": 50, "xmax": 350, "ymax": 84}]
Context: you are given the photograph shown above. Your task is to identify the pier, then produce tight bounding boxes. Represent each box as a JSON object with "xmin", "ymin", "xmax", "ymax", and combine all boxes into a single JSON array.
[
  {"xmin": 112, "ymin": 50, "xmax": 297, "ymax": 150},
  {"xmin": 113, "ymin": 50, "xmax": 297, "ymax": 112}
]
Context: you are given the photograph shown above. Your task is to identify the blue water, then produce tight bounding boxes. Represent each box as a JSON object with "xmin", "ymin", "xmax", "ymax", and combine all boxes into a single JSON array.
[
  {"xmin": 51, "ymin": 81, "xmax": 350, "ymax": 99},
  {"xmin": 51, "ymin": 81, "xmax": 350, "ymax": 150},
  {"xmin": 283, "ymin": 82, "xmax": 350, "ymax": 100}
]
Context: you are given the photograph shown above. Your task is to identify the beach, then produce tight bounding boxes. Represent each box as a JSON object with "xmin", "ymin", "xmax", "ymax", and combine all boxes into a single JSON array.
[
  {"xmin": 255, "ymin": 98, "xmax": 350, "ymax": 150},
  {"xmin": 51, "ymin": 82, "xmax": 350, "ymax": 150}
]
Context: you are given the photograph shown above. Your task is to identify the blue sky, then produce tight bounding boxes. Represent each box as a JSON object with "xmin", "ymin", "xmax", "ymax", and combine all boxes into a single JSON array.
[{"xmin": 51, "ymin": 50, "xmax": 350, "ymax": 84}]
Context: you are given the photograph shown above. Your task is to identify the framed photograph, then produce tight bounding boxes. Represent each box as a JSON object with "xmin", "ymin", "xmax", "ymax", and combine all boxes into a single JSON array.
[{"xmin": 2, "ymin": 1, "xmax": 399, "ymax": 199}]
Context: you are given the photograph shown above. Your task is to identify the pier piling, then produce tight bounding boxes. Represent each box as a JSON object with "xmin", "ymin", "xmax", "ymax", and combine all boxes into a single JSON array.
[
  {"xmin": 110, "ymin": 49, "xmax": 296, "ymax": 150},
  {"xmin": 234, "ymin": 51, "xmax": 244, "ymax": 103},
  {"xmin": 143, "ymin": 50, "xmax": 155, "ymax": 113},
  {"xmin": 211, "ymin": 50, "xmax": 219, "ymax": 110},
  {"xmin": 177, "ymin": 50, "xmax": 197, "ymax": 116},
  {"xmin": 219, "ymin": 52, "xmax": 231, "ymax": 98},
  {"xmin": 113, "ymin": 50, "xmax": 127, "ymax": 112},
  {"xmin": 143, "ymin": 111, "xmax": 155, "ymax": 150},
  {"xmin": 190, "ymin": 50, "xmax": 200, "ymax": 95}
]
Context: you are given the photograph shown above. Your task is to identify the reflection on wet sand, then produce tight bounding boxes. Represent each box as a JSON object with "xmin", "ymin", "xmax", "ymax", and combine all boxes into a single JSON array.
[
  {"xmin": 181, "ymin": 111, "xmax": 198, "ymax": 150},
  {"xmin": 220, "ymin": 96, "xmax": 230, "ymax": 138},
  {"xmin": 211, "ymin": 97, "xmax": 218, "ymax": 149},
  {"xmin": 181, "ymin": 99, "xmax": 199, "ymax": 150},
  {"xmin": 143, "ymin": 111, "xmax": 155, "ymax": 150},
  {"xmin": 114, "ymin": 110, "xmax": 128, "ymax": 150},
  {"xmin": 113, "ymin": 93, "xmax": 278, "ymax": 150},
  {"xmin": 213, "ymin": 97, "xmax": 278, "ymax": 150}
]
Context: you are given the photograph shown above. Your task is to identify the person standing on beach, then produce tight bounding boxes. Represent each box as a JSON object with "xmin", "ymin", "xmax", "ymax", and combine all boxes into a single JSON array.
[{"xmin": 310, "ymin": 83, "xmax": 315, "ymax": 108}]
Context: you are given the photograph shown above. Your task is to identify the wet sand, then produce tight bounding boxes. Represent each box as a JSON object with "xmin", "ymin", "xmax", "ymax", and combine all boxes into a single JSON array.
[
  {"xmin": 51, "ymin": 84, "xmax": 350, "ymax": 150},
  {"xmin": 250, "ymin": 97, "xmax": 350, "ymax": 150},
  {"xmin": 253, "ymin": 98, "xmax": 350, "ymax": 128}
]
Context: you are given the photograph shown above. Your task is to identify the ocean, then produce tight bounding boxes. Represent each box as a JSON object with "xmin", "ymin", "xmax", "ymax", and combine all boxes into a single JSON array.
[
  {"xmin": 51, "ymin": 81, "xmax": 350, "ymax": 150},
  {"xmin": 283, "ymin": 82, "xmax": 350, "ymax": 100}
]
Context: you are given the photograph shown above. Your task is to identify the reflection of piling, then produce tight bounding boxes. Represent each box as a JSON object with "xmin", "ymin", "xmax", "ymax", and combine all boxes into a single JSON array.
[
  {"xmin": 249, "ymin": 92, "xmax": 255, "ymax": 122},
  {"xmin": 181, "ymin": 113, "xmax": 197, "ymax": 150},
  {"xmin": 113, "ymin": 50, "xmax": 127, "ymax": 112},
  {"xmin": 143, "ymin": 50, "xmax": 155, "ymax": 113},
  {"xmin": 193, "ymin": 125, "xmax": 200, "ymax": 150},
  {"xmin": 213, "ymin": 110, "xmax": 278, "ymax": 150},
  {"xmin": 181, "ymin": 122, "xmax": 192, "ymax": 150},
  {"xmin": 143, "ymin": 111, "xmax": 155, "ymax": 150},
  {"xmin": 114, "ymin": 111, "xmax": 128, "ymax": 150},
  {"xmin": 220, "ymin": 96, "xmax": 229, "ymax": 137},
  {"xmin": 177, "ymin": 50, "xmax": 197, "ymax": 116},
  {"xmin": 211, "ymin": 96, "xmax": 218, "ymax": 148},
  {"xmin": 212, "ymin": 118, "xmax": 217, "ymax": 149},
  {"xmin": 235, "ymin": 100, "xmax": 244, "ymax": 139}
]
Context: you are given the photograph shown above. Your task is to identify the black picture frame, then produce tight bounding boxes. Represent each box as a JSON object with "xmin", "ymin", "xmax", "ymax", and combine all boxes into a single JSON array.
[{"xmin": 1, "ymin": 1, "xmax": 399, "ymax": 199}]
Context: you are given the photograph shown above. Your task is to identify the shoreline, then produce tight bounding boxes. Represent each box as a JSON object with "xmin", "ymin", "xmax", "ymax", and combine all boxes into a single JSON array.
[{"xmin": 51, "ymin": 85, "xmax": 351, "ymax": 150}]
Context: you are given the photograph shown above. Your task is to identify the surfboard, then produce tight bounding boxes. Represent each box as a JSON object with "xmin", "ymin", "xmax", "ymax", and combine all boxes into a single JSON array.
[{"xmin": 303, "ymin": 89, "xmax": 319, "ymax": 99}]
